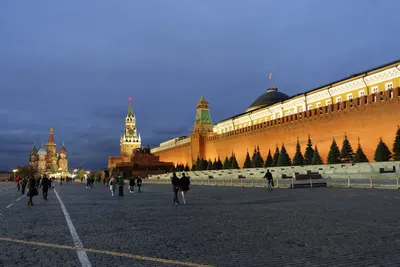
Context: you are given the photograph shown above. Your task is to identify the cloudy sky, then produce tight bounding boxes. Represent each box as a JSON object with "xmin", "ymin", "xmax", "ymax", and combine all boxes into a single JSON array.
[{"xmin": 0, "ymin": 0, "xmax": 399, "ymax": 171}]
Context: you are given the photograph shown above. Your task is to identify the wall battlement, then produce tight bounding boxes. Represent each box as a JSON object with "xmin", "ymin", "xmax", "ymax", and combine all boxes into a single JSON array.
[{"xmin": 206, "ymin": 88, "xmax": 399, "ymax": 143}]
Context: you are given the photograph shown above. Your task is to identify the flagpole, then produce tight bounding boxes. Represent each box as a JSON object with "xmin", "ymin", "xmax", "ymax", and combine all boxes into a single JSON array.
[{"xmin": 269, "ymin": 73, "xmax": 273, "ymax": 88}]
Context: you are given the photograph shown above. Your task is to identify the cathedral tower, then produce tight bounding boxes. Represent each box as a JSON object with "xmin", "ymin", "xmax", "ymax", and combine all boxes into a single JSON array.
[
  {"xmin": 59, "ymin": 142, "xmax": 69, "ymax": 173},
  {"xmin": 120, "ymin": 98, "xmax": 141, "ymax": 158},
  {"xmin": 37, "ymin": 144, "xmax": 47, "ymax": 175},
  {"xmin": 45, "ymin": 127, "xmax": 57, "ymax": 170}
]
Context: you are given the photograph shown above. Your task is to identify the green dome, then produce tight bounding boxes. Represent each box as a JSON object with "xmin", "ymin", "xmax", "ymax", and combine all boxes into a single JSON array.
[{"xmin": 30, "ymin": 145, "xmax": 38, "ymax": 156}]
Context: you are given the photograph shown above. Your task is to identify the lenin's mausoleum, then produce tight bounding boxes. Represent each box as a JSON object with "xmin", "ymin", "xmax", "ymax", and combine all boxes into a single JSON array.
[{"xmin": 150, "ymin": 59, "xmax": 400, "ymax": 167}]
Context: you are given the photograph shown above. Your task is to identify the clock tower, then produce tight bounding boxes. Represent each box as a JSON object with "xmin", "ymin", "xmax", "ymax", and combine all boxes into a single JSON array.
[{"xmin": 120, "ymin": 98, "xmax": 141, "ymax": 158}]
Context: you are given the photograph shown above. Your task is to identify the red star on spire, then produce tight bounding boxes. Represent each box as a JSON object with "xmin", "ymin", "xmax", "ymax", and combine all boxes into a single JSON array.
[{"xmin": 128, "ymin": 97, "xmax": 132, "ymax": 101}]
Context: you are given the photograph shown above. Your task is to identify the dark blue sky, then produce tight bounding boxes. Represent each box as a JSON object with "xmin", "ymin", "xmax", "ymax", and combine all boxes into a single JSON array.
[{"xmin": 0, "ymin": 0, "xmax": 399, "ymax": 171}]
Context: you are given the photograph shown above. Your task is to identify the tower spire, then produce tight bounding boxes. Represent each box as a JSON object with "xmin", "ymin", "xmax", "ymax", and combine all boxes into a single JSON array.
[
  {"xmin": 47, "ymin": 126, "xmax": 55, "ymax": 143},
  {"xmin": 127, "ymin": 97, "xmax": 133, "ymax": 117},
  {"xmin": 193, "ymin": 94, "xmax": 214, "ymax": 133}
]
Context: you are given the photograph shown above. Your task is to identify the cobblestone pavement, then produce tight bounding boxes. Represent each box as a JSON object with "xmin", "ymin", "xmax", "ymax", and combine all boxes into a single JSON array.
[{"xmin": 0, "ymin": 181, "xmax": 400, "ymax": 266}]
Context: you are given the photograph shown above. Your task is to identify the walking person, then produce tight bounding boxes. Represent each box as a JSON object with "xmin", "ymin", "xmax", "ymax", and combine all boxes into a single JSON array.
[
  {"xmin": 137, "ymin": 176, "xmax": 142, "ymax": 193},
  {"xmin": 39, "ymin": 175, "xmax": 50, "ymax": 201},
  {"xmin": 118, "ymin": 175, "xmax": 124, "ymax": 197},
  {"xmin": 27, "ymin": 176, "xmax": 38, "ymax": 206},
  {"xmin": 179, "ymin": 173, "xmax": 190, "ymax": 204},
  {"xmin": 21, "ymin": 177, "xmax": 27, "ymax": 195},
  {"xmin": 109, "ymin": 176, "xmax": 117, "ymax": 196},
  {"xmin": 85, "ymin": 176, "xmax": 90, "ymax": 188},
  {"xmin": 263, "ymin": 169, "xmax": 274, "ymax": 191},
  {"xmin": 171, "ymin": 172, "xmax": 180, "ymax": 205},
  {"xmin": 15, "ymin": 176, "xmax": 21, "ymax": 191},
  {"xmin": 129, "ymin": 176, "xmax": 135, "ymax": 193}
]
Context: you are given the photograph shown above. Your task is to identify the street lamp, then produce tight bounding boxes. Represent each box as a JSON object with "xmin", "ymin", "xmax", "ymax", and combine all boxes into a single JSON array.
[{"xmin": 13, "ymin": 169, "xmax": 18, "ymax": 179}]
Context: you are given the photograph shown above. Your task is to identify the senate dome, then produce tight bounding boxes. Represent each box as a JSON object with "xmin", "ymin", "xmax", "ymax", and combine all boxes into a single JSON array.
[{"xmin": 246, "ymin": 86, "xmax": 289, "ymax": 112}]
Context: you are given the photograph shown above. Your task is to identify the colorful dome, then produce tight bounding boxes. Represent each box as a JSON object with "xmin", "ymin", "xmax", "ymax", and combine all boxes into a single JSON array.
[
  {"xmin": 30, "ymin": 145, "xmax": 38, "ymax": 156},
  {"xmin": 38, "ymin": 147, "xmax": 47, "ymax": 156},
  {"xmin": 60, "ymin": 146, "xmax": 67, "ymax": 154}
]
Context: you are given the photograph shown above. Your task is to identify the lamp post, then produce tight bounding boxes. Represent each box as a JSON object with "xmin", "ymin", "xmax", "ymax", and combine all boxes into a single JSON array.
[{"xmin": 13, "ymin": 169, "xmax": 18, "ymax": 179}]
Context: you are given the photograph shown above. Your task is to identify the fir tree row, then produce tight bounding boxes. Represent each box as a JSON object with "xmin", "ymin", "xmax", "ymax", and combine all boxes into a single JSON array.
[{"xmin": 186, "ymin": 126, "xmax": 400, "ymax": 171}]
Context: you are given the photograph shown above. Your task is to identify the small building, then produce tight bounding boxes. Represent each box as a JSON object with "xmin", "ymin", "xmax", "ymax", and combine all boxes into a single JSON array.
[{"xmin": 115, "ymin": 147, "xmax": 174, "ymax": 178}]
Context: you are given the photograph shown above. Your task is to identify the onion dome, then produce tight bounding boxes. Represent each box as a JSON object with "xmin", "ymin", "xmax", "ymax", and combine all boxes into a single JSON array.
[
  {"xmin": 30, "ymin": 144, "xmax": 38, "ymax": 156},
  {"xmin": 246, "ymin": 86, "xmax": 289, "ymax": 112},
  {"xmin": 60, "ymin": 142, "xmax": 67, "ymax": 154},
  {"xmin": 38, "ymin": 147, "xmax": 47, "ymax": 156}
]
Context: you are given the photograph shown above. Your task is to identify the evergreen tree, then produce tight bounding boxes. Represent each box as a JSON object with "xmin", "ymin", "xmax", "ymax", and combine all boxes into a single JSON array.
[
  {"xmin": 255, "ymin": 145, "xmax": 264, "ymax": 167},
  {"xmin": 230, "ymin": 153, "xmax": 240, "ymax": 169},
  {"xmin": 272, "ymin": 145, "xmax": 280, "ymax": 166},
  {"xmin": 223, "ymin": 156, "xmax": 230, "ymax": 169},
  {"xmin": 191, "ymin": 164, "xmax": 196, "ymax": 171},
  {"xmin": 195, "ymin": 156, "xmax": 201, "ymax": 171},
  {"xmin": 264, "ymin": 149, "xmax": 274, "ymax": 167},
  {"xmin": 184, "ymin": 164, "xmax": 190, "ymax": 172},
  {"xmin": 207, "ymin": 159, "xmax": 213, "ymax": 170},
  {"xmin": 327, "ymin": 137, "xmax": 341, "ymax": 164},
  {"xmin": 340, "ymin": 134, "xmax": 355, "ymax": 163},
  {"xmin": 311, "ymin": 145, "xmax": 323, "ymax": 165},
  {"xmin": 292, "ymin": 137, "xmax": 304, "ymax": 166},
  {"xmin": 216, "ymin": 156, "xmax": 223, "ymax": 170},
  {"xmin": 353, "ymin": 138, "xmax": 369, "ymax": 163},
  {"xmin": 393, "ymin": 126, "xmax": 400, "ymax": 161},
  {"xmin": 278, "ymin": 143, "xmax": 292, "ymax": 166},
  {"xmin": 212, "ymin": 158, "xmax": 218, "ymax": 170},
  {"xmin": 374, "ymin": 138, "xmax": 392, "ymax": 162},
  {"xmin": 201, "ymin": 158, "xmax": 208, "ymax": 170},
  {"xmin": 251, "ymin": 146, "xmax": 258, "ymax": 167},
  {"xmin": 243, "ymin": 150, "xmax": 253, "ymax": 168},
  {"xmin": 303, "ymin": 135, "xmax": 314, "ymax": 165}
]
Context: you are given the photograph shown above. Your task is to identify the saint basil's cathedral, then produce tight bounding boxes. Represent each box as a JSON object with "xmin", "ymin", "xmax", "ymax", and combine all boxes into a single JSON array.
[{"xmin": 28, "ymin": 127, "xmax": 70, "ymax": 177}]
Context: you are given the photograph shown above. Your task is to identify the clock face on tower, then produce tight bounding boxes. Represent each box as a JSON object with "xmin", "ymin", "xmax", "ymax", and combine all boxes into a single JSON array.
[{"xmin": 128, "ymin": 128, "xmax": 135, "ymax": 136}]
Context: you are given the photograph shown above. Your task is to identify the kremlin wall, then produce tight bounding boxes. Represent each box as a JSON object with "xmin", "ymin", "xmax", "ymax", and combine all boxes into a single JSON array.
[{"xmin": 150, "ymin": 60, "xmax": 400, "ymax": 167}]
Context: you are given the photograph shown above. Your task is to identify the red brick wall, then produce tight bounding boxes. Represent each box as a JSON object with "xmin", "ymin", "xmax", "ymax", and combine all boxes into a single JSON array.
[
  {"xmin": 155, "ymin": 88, "xmax": 400, "ymax": 167},
  {"xmin": 153, "ymin": 143, "xmax": 192, "ymax": 167}
]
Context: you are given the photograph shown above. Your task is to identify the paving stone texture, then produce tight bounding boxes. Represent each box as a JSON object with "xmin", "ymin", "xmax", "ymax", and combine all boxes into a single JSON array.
[{"xmin": 0, "ymin": 181, "xmax": 400, "ymax": 266}]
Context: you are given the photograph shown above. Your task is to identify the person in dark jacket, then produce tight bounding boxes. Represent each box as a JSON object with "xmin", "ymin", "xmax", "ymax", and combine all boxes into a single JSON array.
[
  {"xmin": 171, "ymin": 172, "xmax": 180, "ymax": 205},
  {"xmin": 136, "ymin": 177, "xmax": 142, "ymax": 193},
  {"xmin": 179, "ymin": 173, "xmax": 190, "ymax": 204},
  {"xmin": 39, "ymin": 175, "xmax": 50, "ymax": 201},
  {"xmin": 263, "ymin": 169, "xmax": 273, "ymax": 191},
  {"xmin": 129, "ymin": 176, "xmax": 135, "ymax": 193},
  {"xmin": 118, "ymin": 175, "xmax": 124, "ymax": 196},
  {"xmin": 27, "ymin": 177, "xmax": 37, "ymax": 206},
  {"xmin": 20, "ymin": 177, "xmax": 28, "ymax": 195}
]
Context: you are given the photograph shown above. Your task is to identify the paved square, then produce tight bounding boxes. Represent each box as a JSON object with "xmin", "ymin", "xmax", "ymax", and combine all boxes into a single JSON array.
[{"xmin": 0, "ymin": 182, "xmax": 400, "ymax": 266}]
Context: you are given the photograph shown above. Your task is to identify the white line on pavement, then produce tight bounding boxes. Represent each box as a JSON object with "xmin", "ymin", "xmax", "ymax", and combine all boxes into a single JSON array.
[
  {"xmin": 16, "ymin": 197, "xmax": 21, "ymax": 202},
  {"xmin": 6, "ymin": 203, "xmax": 14, "ymax": 209},
  {"xmin": 54, "ymin": 189, "xmax": 91, "ymax": 267}
]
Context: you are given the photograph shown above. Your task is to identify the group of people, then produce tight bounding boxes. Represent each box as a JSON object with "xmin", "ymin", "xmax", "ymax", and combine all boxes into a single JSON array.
[
  {"xmin": 107, "ymin": 175, "xmax": 143, "ymax": 197},
  {"xmin": 171, "ymin": 172, "xmax": 190, "ymax": 205},
  {"xmin": 15, "ymin": 175, "xmax": 53, "ymax": 206}
]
